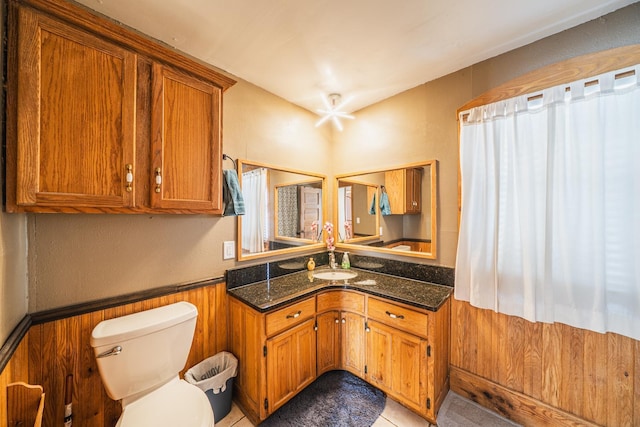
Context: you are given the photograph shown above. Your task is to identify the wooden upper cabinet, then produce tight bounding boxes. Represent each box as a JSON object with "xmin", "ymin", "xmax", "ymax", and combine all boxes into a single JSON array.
[
  {"xmin": 384, "ymin": 168, "xmax": 422, "ymax": 214},
  {"xmin": 10, "ymin": 6, "xmax": 137, "ymax": 210},
  {"xmin": 6, "ymin": 0, "xmax": 235, "ymax": 213},
  {"xmin": 150, "ymin": 64, "xmax": 223, "ymax": 213}
]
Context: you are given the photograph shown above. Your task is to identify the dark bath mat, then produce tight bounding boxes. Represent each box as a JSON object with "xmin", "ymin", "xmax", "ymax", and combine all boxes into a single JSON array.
[{"xmin": 260, "ymin": 370, "xmax": 386, "ymax": 427}]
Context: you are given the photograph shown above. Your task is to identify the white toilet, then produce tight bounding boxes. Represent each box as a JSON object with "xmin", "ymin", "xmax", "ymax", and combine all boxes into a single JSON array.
[{"xmin": 90, "ymin": 301, "xmax": 215, "ymax": 427}]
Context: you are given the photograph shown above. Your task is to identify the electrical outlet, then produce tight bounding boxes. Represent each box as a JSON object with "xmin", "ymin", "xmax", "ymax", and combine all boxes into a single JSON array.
[
  {"xmin": 356, "ymin": 217, "xmax": 360, "ymax": 224},
  {"xmin": 379, "ymin": 227, "xmax": 383, "ymax": 236},
  {"xmin": 223, "ymin": 241, "xmax": 235, "ymax": 260}
]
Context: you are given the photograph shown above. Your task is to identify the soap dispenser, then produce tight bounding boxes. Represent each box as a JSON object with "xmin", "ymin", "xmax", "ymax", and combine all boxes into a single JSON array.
[
  {"xmin": 307, "ymin": 257, "xmax": 316, "ymax": 271},
  {"xmin": 341, "ymin": 252, "xmax": 351, "ymax": 269}
]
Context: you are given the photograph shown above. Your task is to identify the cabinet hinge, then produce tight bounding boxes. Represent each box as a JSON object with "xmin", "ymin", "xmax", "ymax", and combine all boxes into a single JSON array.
[
  {"xmin": 263, "ymin": 345, "xmax": 267, "ymax": 357},
  {"xmin": 426, "ymin": 397, "xmax": 431, "ymax": 409},
  {"xmin": 264, "ymin": 398, "xmax": 269, "ymax": 410},
  {"xmin": 427, "ymin": 345, "xmax": 431, "ymax": 357}
]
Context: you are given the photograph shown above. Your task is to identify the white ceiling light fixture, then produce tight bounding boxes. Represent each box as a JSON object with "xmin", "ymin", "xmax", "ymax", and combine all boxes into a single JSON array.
[{"xmin": 315, "ymin": 93, "xmax": 355, "ymax": 131}]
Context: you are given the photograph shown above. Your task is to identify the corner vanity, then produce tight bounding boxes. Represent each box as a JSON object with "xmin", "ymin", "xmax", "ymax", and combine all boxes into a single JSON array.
[{"xmin": 227, "ymin": 265, "xmax": 452, "ymax": 425}]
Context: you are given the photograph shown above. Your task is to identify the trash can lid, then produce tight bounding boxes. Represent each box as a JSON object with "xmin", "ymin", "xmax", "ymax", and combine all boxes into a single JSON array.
[{"xmin": 117, "ymin": 379, "xmax": 214, "ymax": 427}]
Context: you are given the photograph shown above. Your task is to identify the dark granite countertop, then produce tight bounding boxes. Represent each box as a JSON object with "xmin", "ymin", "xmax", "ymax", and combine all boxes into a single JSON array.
[{"xmin": 227, "ymin": 267, "xmax": 452, "ymax": 313}]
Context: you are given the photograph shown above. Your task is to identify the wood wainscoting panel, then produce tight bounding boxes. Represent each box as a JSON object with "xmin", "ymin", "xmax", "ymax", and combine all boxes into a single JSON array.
[
  {"xmin": 451, "ymin": 366, "xmax": 599, "ymax": 427},
  {"xmin": 450, "ymin": 298, "xmax": 639, "ymax": 427},
  {"xmin": 0, "ymin": 331, "xmax": 31, "ymax": 427},
  {"xmin": 17, "ymin": 281, "xmax": 228, "ymax": 427}
]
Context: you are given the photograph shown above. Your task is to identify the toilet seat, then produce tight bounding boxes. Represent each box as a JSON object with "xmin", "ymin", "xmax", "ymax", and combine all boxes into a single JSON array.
[{"xmin": 117, "ymin": 378, "xmax": 214, "ymax": 427}]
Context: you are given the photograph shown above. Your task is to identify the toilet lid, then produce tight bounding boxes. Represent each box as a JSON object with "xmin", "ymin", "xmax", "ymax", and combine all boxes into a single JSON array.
[{"xmin": 117, "ymin": 379, "xmax": 214, "ymax": 427}]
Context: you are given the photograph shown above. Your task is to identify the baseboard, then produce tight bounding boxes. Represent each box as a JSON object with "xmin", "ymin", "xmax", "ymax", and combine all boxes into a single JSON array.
[
  {"xmin": 0, "ymin": 315, "xmax": 31, "ymax": 373},
  {"xmin": 450, "ymin": 366, "xmax": 599, "ymax": 427}
]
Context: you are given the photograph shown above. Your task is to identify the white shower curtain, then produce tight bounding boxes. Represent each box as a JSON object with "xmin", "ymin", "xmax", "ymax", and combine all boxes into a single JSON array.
[
  {"xmin": 456, "ymin": 65, "xmax": 640, "ymax": 340},
  {"xmin": 242, "ymin": 168, "xmax": 268, "ymax": 253}
]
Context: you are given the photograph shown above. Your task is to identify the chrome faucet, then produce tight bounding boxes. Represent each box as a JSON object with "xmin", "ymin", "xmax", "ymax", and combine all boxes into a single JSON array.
[{"xmin": 328, "ymin": 251, "xmax": 337, "ymax": 269}]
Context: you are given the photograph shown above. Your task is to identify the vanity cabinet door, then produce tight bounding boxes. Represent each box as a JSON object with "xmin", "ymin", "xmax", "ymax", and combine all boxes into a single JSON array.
[
  {"xmin": 266, "ymin": 318, "xmax": 316, "ymax": 413},
  {"xmin": 390, "ymin": 327, "xmax": 428, "ymax": 413},
  {"xmin": 150, "ymin": 63, "xmax": 223, "ymax": 212},
  {"xmin": 341, "ymin": 311, "xmax": 366, "ymax": 377},
  {"xmin": 366, "ymin": 319, "xmax": 428, "ymax": 413},
  {"xmin": 316, "ymin": 311, "xmax": 340, "ymax": 375},
  {"xmin": 8, "ymin": 6, "xmax": 136, "ymax": 211},
  {"xmin": 365, "ymin": 320, "xmax": 393, "ymax": 391}
]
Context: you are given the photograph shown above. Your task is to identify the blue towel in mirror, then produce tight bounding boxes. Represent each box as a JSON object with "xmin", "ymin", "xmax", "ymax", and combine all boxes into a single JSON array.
[
  {"xmin": 369, "ymin": 193, "xmax": 376, "ymax": 215},
  {"xmin": 223, "ymin": 169, "xmax": 245, "ymax": 216},
  {"xmin": 380, "ymin": 192, "xmax": 391, "ymax": 215}
]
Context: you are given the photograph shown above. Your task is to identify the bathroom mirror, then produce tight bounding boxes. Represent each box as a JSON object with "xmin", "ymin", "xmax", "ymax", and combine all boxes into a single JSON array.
[
  {"xmin": 335, "ymin": 160, "xmax": 437, "ymax": 259},
  {"xmin": 237, "ymin": 160, "xmax": 327, "ymax": 261}
]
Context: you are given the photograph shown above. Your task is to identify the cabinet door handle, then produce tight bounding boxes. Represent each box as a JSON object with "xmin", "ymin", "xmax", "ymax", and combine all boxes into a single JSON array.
[
  {"xmin": 125, "ymin": 164, "xmax": 133, "ymax": 192},
  {"xmin": 286, "ymin": 310, "xmax": 302, "ymax": 319},
  {"xmin": 335, "ymin": 319, "xmax": 340, "ymax": 324},
  {"xmin": 385, "ymin": 310, "xmax": 405, "ymax": 320},
  {"xmin": 341, "ymin": 318, "xmax": 346, "ymax": 324},
  {"xmin": 155, "ymin": 168, "xmax": 162, "ymax": 193}
]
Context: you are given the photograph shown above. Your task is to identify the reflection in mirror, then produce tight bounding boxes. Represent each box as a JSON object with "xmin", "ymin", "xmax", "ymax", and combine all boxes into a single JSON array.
[
  {"xmin": 335, "ymin": 160, "xmax": 437, "ymax": 259},
  {"xmin": 275, "ymin": 181, "xmax": 322, "ymax": 241},
  {"xmin": 337, "ymin": 179, "xmax": 380, "ymax": 243},
  {"xmin": 238, "ymin": 160, "xmax": 326, "ymax": 261}
]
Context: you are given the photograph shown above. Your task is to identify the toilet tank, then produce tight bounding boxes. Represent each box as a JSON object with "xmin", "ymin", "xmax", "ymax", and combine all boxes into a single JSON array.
[{"xmin": 90, "ymin": 301, "xmax": 198, "ymax": 401}]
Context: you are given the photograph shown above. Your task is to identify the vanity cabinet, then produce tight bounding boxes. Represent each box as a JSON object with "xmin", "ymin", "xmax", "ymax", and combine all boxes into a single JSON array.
[
  {"xmin": 229, "ymin": 296, "xmax": 317, "ymax": 424},
  {"xmin": 316, "ymin": 291, "xmax": 366, "ymax": 377},
  {"xmin": 6, "ymin": 0, "xmax": 234, "ymax": 214},
  {"xmin": 266, "ymin": 318, "xmax": 316, "ymax": 411},
  {"xmin": 366, "ymin": 297, "xmax": 450, "ymax": 421},
  {"xmin": 230, "ymin": 287, "xmax": 450, "ymax": 425},
  {"xmin": 384, "ymin": 168, "xmax": 422, "ymax": 214},
  {"xmin": 366, "ymin": 312, "xmax": 428, "ymax": 414}
]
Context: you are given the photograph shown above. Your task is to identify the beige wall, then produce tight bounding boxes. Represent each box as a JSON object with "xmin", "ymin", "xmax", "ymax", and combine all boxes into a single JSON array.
[
  {"xmin": 334, "ymin": 71, "xmax": 471, "ymax": 266},
  {"xmin": 26, "ymin": 80, "xmax": 332, "ymax": 312},
  {"xmin": 2, "ymin": 2, "xmax": 639, "ymax": 319}
]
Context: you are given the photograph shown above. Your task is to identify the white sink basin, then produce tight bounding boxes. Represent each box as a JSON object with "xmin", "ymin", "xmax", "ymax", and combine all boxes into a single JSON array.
[{"xmin": 312, "ymin": 270, "xmax": 358, "ymax": 281}]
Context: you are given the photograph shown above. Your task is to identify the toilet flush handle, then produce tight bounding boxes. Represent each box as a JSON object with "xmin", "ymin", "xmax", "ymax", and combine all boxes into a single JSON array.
[{"xmin": 97, "ymin": 345, "xmax": 122, "ymax": 358}]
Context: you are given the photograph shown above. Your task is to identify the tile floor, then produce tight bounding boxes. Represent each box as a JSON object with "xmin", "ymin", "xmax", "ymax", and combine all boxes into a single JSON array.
[{"xmin": 214, "ymin": 391, "xmax": 520, "ymax": 427}]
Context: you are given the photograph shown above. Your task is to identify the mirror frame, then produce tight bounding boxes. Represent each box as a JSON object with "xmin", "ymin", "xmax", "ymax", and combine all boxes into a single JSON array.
[
  {"xmin": 334, "ymin": 160, "xmax": 437, "ymax": 259},
  {"xmin": 237, "ymin": 159, "xmax": 327, "ymax": 261}
]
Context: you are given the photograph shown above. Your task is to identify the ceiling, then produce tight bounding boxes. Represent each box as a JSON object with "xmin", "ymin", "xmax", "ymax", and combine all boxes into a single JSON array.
[{"xmin": 76, "ymin": 0, "xmax": 636, "ymax": 114}]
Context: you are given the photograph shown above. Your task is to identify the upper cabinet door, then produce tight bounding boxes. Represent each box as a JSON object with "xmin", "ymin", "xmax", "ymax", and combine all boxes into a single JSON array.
[
  {"xmin": 12, "ymin": 7, "xmax": 137, "ymax": 209},
  {"xmin": 150, "ymin": 64, "xmax": 223, "ymax": 213}
]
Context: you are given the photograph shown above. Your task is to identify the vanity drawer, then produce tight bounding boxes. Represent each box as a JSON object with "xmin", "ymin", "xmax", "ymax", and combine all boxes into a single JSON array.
[
  {"xmin": 266, "ymin": 297, "xmax": 316, "ymax": 337},
  {"xmin": 317, "ymin": 290, "xmax": 365, "ymax": 313},
  {"xmin": 367, "ymin": 297, "xmax": 428, "ymax": 338}
]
